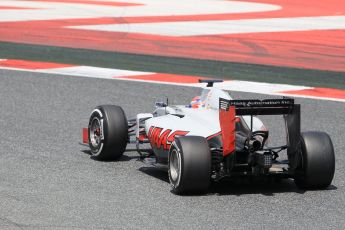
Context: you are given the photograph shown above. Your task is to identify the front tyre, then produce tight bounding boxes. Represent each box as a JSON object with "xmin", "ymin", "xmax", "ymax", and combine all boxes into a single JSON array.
[
  {"xmin": 88, "ymin": 105, "xmax": 128, "ymax": 160},
  {"xmin": 295, "ymin": 131, "xmax": 335, "ymax": 189},
  {"xmin": 168, "ymin": 136, "xmax": 211, "ymax": 194}
]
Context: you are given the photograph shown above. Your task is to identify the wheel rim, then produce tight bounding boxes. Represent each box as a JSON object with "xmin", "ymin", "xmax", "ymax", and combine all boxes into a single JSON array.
[
  {"xmin": 90, "ymin": 117, "xmax": 102, "ymax": 149},
  {"xmin": 169, "ymin": 148, "xmax": 181, "ymax": 183}
]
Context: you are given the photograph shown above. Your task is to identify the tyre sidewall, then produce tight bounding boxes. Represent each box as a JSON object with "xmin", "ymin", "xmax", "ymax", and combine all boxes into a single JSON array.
[
  {"xmin": 296, "ymin": 131, "xmax": 335, "ymax": 189},
  {"xmin": 88, "ymin": 105, "xmax": 128, "ymax": 160},
  {"xmin": 88, "ymin": 108, "xmax": 105, "ymax": 157},
  {"xmin": 169, "ymin": 136, "xmax": 211, "ymax": 194}
]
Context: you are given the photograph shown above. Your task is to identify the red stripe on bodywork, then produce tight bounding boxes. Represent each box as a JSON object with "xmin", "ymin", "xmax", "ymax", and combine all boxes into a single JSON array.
[
  {"xmin": 82, "ymin": 128, "xmax": 88, "ymax": 144},
  {"xmin": 207, "ymin": 131, "xmax": 222, "ymax": 140},
  {"xmin": 219, "ymin": 106, "xmax": 236, "ymax": 156},
  {"xmin": 119, "ymin": 73, "xmax": 208, "ymax": 84},
  {"xmin": 0, "ymin": 59, "xmax": 75, "ymax": 69},
  {"xmin": 282, "ymin": 88, "xmax": 345, "ymax": 100}
]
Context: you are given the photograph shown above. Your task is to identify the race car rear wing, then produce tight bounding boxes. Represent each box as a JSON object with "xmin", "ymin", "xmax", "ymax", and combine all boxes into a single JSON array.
[
  {"xmin": 219, "ymin": 98, "xmax": 301, "ymax": 165},
  {"xmin": 220, "ymin": 98, "xmax": 296, "ymax": 115}
]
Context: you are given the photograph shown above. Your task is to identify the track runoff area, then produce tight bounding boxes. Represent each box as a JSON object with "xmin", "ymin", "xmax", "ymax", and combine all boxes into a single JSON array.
[{"xmin": 0, "ymin": 0, "xmax": 344, "ymax": 92}]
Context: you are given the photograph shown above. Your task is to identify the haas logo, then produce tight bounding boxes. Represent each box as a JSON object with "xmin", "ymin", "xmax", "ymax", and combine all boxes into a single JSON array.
[{"xmin": 147, "ymin": 126, "xmax": 189, "ymax": 150}]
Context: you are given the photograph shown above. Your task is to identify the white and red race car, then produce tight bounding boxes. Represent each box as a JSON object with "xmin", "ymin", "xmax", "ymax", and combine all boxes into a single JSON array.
[{"xmin": 82, "ymin": 80, "xmax": 335, "ymax": 194}]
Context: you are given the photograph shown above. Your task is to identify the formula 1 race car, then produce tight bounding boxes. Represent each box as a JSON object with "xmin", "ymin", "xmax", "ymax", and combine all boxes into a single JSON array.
[{"xmin": 82, "ymin": 80, "xmax": 335, "ymax": 194}]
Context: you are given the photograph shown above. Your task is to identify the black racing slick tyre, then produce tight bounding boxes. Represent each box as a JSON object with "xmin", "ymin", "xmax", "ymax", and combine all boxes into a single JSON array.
[
  {"xmin": 88, "ymin": 105, "xmax": 128, "ymax": 160},
  {"xmin": 295, "ymin": 131, "xmax": 335, "ymax": 189},
  {"xmin": 168, "ymin": 136, "xmax": 211, "ymax": 194}
]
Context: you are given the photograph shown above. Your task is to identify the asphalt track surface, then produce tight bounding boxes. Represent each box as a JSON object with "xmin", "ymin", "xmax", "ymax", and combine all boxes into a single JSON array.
[{"xmin": 1, "ymin": 69, "xmax": 345, "ymax": 230}]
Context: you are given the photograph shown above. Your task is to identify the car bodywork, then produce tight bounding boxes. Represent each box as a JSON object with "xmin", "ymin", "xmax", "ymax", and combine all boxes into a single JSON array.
[
  {"xmin": 118, "ymin": 81, "xmax": 299, "ymax": 180},
  {"xmin": 82, "ymin": 79, "xmax": 335, "ymax": 192}
]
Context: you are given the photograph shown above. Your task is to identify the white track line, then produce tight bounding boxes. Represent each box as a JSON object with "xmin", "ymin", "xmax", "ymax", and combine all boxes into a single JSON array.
[
  {"xmin": 70, "ymin": 16, "xmax": 345, "ymax": 36},
  {"xmin": 0, "ymin": 0, "xmax": 280, "ymax": 22},
  {"xmin": 43, "ymin": 66, "xmax": 153, "ymax": 79}
]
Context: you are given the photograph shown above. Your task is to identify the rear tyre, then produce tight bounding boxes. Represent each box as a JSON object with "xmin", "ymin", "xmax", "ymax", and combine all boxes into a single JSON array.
[
  {"xmin": 294, "ymin": 131, "xmax": 335, "ymax": 189},
  {"xmin": 88, "ymin": 105, "xmax": 128, "ymax": 160},
  {"xmin": 168, "ymin": 136, "xmax": 211, "ymax": 194}
]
